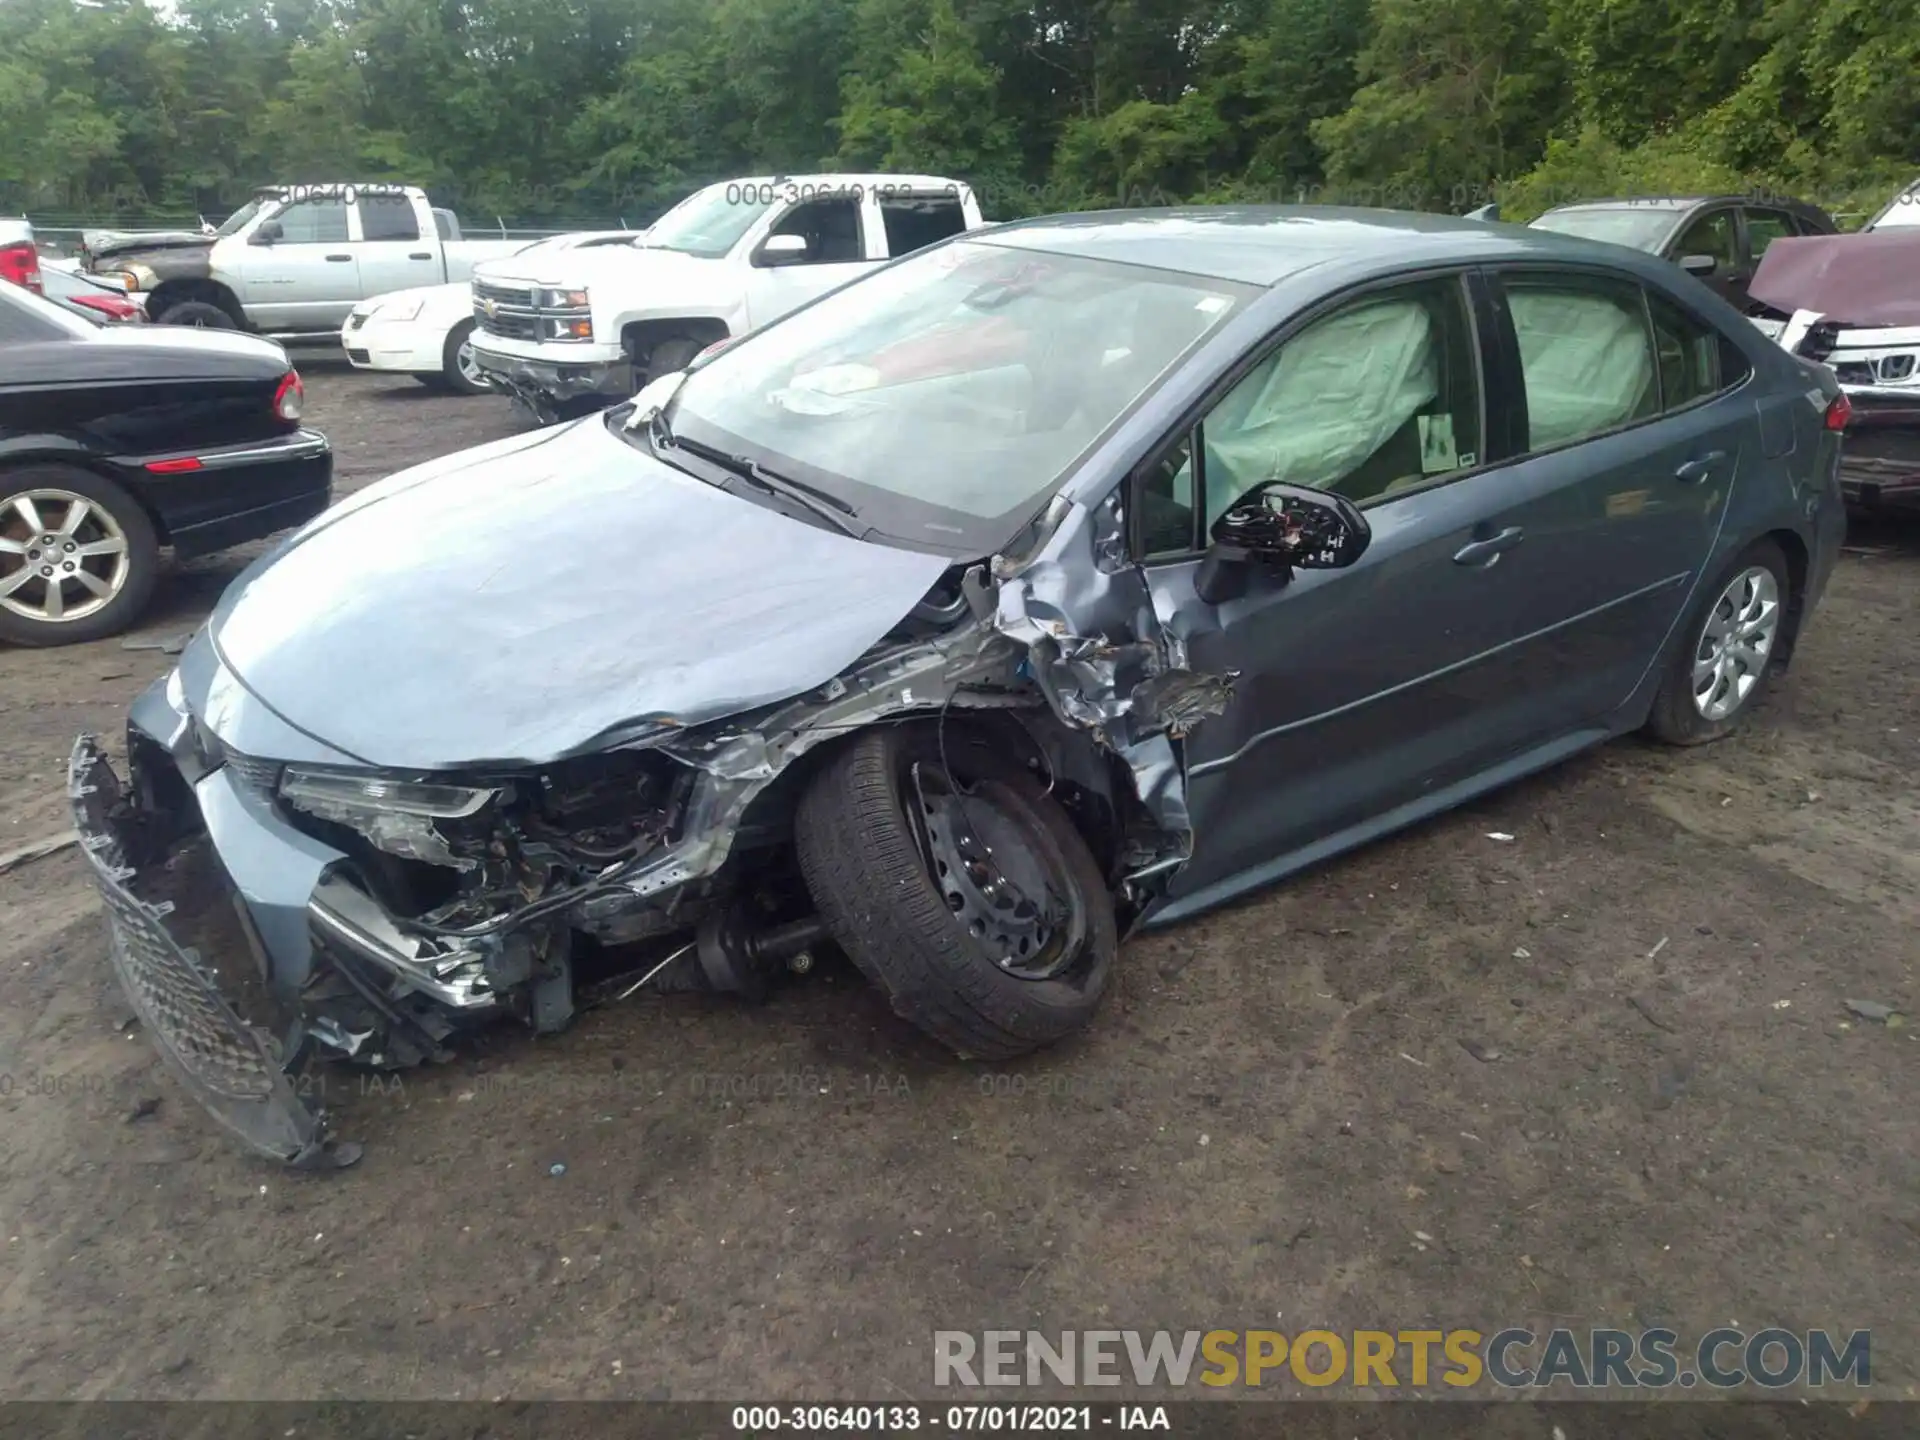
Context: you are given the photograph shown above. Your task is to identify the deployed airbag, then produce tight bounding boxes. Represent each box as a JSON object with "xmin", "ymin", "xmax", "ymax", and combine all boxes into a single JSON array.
[
  {"xmin": 1202, "ymin": 299, "xmax": 1437, "ymax": 521},
  {"xmin": 1509, "ymin": 289, "xmax": 1655, "ymax": 449}
]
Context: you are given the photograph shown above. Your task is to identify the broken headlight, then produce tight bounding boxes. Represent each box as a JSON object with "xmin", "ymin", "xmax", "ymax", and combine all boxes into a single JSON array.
[{"xmin": 279, "ymin": 768, "xmax": 502, "ymax": 870}]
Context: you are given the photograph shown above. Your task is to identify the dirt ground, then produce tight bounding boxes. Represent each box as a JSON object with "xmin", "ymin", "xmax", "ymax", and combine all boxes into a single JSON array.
[{"xmin": 1, "ymin": 356, "xmax": 1915, "ymax": 1403}]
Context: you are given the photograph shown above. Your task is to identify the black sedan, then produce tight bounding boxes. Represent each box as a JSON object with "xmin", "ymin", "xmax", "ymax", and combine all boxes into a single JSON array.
[{"xmin": 0, "ymin": 278, "xmax": 331, "ymax": 646}]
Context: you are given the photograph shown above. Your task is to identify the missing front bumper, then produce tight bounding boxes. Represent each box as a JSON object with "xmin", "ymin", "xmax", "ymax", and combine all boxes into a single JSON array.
[{"xmin": 67, "ymin": 734, "xmax": 359, "ymax": 1170}]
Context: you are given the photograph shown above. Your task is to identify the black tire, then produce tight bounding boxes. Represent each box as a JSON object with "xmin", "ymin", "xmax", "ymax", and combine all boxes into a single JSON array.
[
  {"xmin": 794, "ymin": 723, "xmax": 1117, "ymax": 1060},
  {"xmin": 439, "ymin": 319, "xmax": 491, "ymax": 395},
  {"xmin": 153, "ymin": 299, "xmax": 235, "ymax": 329},
  {"xmin": 0, "ymin": 464, "xmax": 161, "ymax": 646},
  {"xmin": 1644, "ymin": 538, "xmax": 1791, "ymax": 746},
  {"xmin": 642, "ymin": 337, "xmax": 702, "ymax": 387}
]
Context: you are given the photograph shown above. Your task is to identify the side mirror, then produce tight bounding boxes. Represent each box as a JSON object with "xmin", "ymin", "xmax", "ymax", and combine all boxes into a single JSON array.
[
  {"xmin": 1679, "ymin": 254, "xmax": 1717, "ymax": 276},
  {"xmin": 250, "ymin": 220, "xmax": 283, "ymax": 247},
  {"xmin": 1193, "ymin": 482, "xmax": 1371, "ymax": 605},
  {"xmin": 754, "ymin": 233, "xmax": 810, "ymax": 268},
  {"xmin": 1464, "ymin": 203, "xmax": 1500, "ymax": 222}
]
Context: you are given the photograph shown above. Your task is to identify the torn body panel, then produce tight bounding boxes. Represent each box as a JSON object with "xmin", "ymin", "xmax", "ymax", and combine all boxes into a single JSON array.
[{"xmin": 987, "ymin": 492, "xmax": 1235, "ymax": 879}]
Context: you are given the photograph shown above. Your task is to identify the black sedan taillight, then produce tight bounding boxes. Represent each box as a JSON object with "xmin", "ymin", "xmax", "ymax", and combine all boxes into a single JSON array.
[{"xmin": 274, "ymin": 370, "xmax": 305, "ymax": 422}]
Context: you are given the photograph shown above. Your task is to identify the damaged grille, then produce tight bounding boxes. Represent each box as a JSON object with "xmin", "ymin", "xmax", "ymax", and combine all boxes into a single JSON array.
[
  {"xmin": 67, "ymin": 734, "xmax": 333, "ymax": 1165},
  {"xmin": 474, "ymin": 279, "xmax": 541, "ymax": 341}
]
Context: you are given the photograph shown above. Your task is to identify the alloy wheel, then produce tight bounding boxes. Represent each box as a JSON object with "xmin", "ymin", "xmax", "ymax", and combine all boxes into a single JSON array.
[
  {"xmin": 1692, "ymin": 564, "xmax": 1780, "ymax": 722},
  {"xmin": 0, "ymin": 489, "xmax": 133, "ymax": 624},
  {"xmin": 456, "ymin": 338, "xmax": 489, "ymax": 389}
]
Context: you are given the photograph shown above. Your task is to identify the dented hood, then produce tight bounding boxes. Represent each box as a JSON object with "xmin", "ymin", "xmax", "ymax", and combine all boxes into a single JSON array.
[
  {"xmin": 1749, "ymin": 231, "xmax": 1920, "ymax": 327},
  {"xmin": 205, "ymin": 418, "xmax": 950, "ymax": 770}
]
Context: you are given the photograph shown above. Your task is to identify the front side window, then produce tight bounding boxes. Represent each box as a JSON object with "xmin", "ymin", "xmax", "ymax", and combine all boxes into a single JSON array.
[
  {"xmin": 1504, "ymin": 275, "xmax": 1658, "ymax": 451},
  {"xmin": 1648, "ymin": 291, "xmax": 1751, "ymax": 409},
  {"xmin": 272, "ymin": 198, "xmax": 349, "ymax": 245},
  {"xmin": 765, "ymin": 198, "xmax": 865, "ymax": 264},
  {"xmin": 668, "ymin": 239, "xmax": 1254, "ymax": 551},
  {"xmin": 1135, "ymin": 278, "xmax": 1482, "ymax": 556},
  {"xmin": 1673, "ymin": 209, "xmax": 1736, "ymax": 267}
]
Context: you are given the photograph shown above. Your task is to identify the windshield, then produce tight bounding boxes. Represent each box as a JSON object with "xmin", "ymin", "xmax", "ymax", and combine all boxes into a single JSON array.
[
  {"xmin": 638, "ymin": 184, "xmax": 772, "ymax": 258},
  {"xmin": 1530, "ymin": 207, "xmax": 1678, "ymax": 250},
  {"xmin": 668, "ymin": 238, "xmax": 1256, "ymax": 551},
  {"xmin": 216, "ymin": 199, "xmax": 264, "ymax": 238}
]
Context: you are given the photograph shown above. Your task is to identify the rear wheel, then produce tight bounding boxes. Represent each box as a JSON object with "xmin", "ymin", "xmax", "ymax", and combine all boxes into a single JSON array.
[
  {"xmin": 1644, "ymin": 538, "xmax": 1791, "ymax": 745},
  {"xmin": 795, "ymin": 724, "xmax": 1117, "ymax": 1060},
  {"xmin": 0, "ymin": 465, "xmax": 160, "ymax": 646}
]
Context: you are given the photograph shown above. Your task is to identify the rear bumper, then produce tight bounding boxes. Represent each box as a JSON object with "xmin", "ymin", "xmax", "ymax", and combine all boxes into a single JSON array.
[{"xmin": 113, "ymin": 429, "xmax": 333, "ymax": 560}]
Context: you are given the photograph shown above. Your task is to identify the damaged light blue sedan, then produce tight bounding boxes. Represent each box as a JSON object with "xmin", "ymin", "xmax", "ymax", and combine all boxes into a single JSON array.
[{"xmin": 71, "ymin": 208, "xmax": 1850, "ymax": 1165}]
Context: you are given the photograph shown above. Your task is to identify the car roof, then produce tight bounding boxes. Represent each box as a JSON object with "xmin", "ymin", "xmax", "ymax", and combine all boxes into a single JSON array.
[
  {"xmin": 1542, "ymin": 195, "xmax": 1828, "ymax": 216},
  {"xmin": 974, "ymin": 205, "xmax": 1682, "ymax": 288},
  {"xmin": 722, "ymin": 173, "xmax": 965, "ymax": 191}
]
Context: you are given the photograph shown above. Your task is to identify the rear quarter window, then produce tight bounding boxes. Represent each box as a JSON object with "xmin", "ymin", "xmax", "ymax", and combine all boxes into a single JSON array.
[{"xmin": 1645, "ymin": 289, "xmax": 1752, "ymax": 410}]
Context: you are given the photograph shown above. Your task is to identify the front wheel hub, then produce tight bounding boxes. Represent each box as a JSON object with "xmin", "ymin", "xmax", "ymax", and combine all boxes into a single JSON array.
[{"xmin": 911, "ymin": 764, "xmax": 1084, "ymax": 981}]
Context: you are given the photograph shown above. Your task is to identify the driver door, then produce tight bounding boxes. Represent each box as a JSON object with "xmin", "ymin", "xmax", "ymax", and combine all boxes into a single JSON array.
[
  {"xmin": 1137, "ymin": 272, "xmax": 1564, "ymax": 911},
  {"xmin": 742, "ymin": 194, "xmax": 884, "ymax": 330},
  {"xmin": 239, "ymin": 196, "xmax": 357, "ymax": 330}
]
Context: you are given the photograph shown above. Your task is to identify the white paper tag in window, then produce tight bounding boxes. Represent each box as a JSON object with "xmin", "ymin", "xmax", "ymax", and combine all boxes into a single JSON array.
[{"xmin": 1418, "ymin": 414, "xmax": 1458, "ymax": 473}]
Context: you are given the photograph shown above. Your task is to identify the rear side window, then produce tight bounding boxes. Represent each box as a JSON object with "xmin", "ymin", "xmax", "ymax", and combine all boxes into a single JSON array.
[
  {"xmin": 1647, "ymin": 291, "xmax": 1752, "ymax": 409},
  {"xmin": 880, "ymin": 196, "xmax": 969, "ymax": 257},
  {"xmin": 359, "ymin": 194, "xmax": 420, "ymax": 242},
  {"xmin": 1503, "ymin": 275, "xmax": 1658, "ymax": 451}
]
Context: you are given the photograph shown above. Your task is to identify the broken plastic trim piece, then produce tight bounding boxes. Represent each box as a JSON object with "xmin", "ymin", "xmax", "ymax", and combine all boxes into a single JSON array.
[{"xmin": 67, "ymin": 733, "xmax": 359, "ymax": 1171}]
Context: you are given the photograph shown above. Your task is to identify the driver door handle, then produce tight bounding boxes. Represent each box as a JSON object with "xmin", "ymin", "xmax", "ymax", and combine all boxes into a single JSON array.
[
  {"xmin": 408, "ymin": 251, "xmax": 432, "ymax": 260},
  {"xmin": 325, "ymin": 254, "xmax": 353, "ymax": 262},
  {"xmin": 1453, "ymin": 526, "xmax": 1524, "ymax": 567},
  {"xmin": 1674, "ymin": 450, "xmax": 1726, "ymax": 483}
]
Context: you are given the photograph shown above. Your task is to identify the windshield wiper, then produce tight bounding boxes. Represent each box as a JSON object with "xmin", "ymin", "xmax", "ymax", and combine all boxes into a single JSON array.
[{"xmin": 672, "ymin": 434, "xmax": 865, "ymax": 537}]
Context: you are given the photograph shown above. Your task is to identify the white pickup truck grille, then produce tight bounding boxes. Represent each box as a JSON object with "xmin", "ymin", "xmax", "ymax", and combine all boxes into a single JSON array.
[{"xmin": 473, "ymin": 279, "xmax": 542, "ymax": 341}]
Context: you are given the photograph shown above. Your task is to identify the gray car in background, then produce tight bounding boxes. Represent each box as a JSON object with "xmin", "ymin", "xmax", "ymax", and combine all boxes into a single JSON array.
[{"xmin": 71, "ymin": 208, "xmax": 1847, "ymax": 1165}]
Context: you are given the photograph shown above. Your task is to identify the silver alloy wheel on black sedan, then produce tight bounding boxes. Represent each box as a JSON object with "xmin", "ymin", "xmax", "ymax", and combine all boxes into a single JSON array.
[
  {"xmin": 1692, "ymin": 565, "xmax": 1781, "ymax": 722},
  {"xmin": 0, "ymin": 466, "xmax": 161, "ymax": 646}
]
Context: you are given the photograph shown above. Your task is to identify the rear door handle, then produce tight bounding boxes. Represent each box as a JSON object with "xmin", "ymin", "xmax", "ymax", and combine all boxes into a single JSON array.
[
  {"xmin": 1453, "ymin": 526, "xmax": 1524, "ymax": 567},
  {"xmin": 1674, "ymin": 450, "xmax": 1726, "ymax": 483},
  {"xmin": 325, "ymin": 254, "xmax": 353, "ymax": 262}
]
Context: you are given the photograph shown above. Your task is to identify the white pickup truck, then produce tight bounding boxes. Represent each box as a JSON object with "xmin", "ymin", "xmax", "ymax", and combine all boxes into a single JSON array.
[
  {"xmin": 89, "ymin": 183, "xmax": 525, "ymax": 334},
  {"xmin": 469, "ymin": 173, "xmax": 988, "ymax": 419}
]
